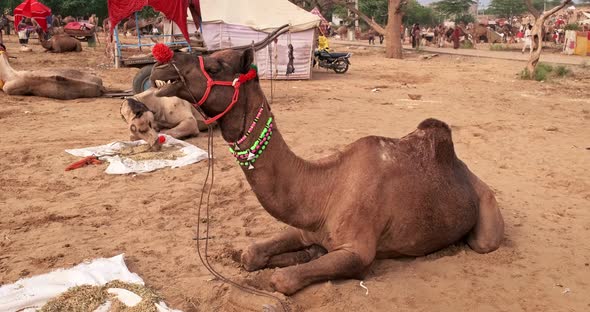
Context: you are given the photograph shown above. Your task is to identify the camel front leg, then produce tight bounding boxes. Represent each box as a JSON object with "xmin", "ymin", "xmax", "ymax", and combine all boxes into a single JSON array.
[
  {"xmin": 270, "ymin": 248, "xmax": 374, "ymax": 295},
  {"xmin": 241, "ymin": 227, "xmax": 309, "ymax": 272},
  {"xmin": 160, "ymin": 118, "xmax": 199, "ymax": 139},
  {"xmin": 266, "ymin": 245, "xmax": 327, "ymax": 269}
]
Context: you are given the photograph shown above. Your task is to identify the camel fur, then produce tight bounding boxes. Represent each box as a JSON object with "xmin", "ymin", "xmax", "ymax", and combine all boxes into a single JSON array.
[
  {"xmin": 120, "ymin": 88, "xmax": 208, "ymax": 148},
  {"xmin": 150, "ymin": 49, "xmax": 505, "ymax": 295},
  {"xmin": 41, "ymin": 35, "xmax": 82, "ymax": 53},
  {"xmin": 0, "ymin": 46, "xmax": 104, "ymax": 99}
]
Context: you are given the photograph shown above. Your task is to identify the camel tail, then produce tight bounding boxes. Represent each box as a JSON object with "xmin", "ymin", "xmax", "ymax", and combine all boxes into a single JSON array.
[{"xmin": 417, "ymin": 118, "xmax": 456, "ymax": 164}]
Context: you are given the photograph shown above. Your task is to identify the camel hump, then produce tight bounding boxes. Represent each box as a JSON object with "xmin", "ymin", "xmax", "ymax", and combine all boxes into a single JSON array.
[
  {"xmin": 417, "ymin": 118, "xmax": 456, "ymax": 164},
  {"xmin": 417, "ymin": 118, "xmax": 451, "ymax": 133}
]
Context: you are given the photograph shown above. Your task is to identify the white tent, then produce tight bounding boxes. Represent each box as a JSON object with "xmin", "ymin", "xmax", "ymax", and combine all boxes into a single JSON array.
[{"xmin": 167, "ymin": 0, "xmax": 320, "ymax": 80}]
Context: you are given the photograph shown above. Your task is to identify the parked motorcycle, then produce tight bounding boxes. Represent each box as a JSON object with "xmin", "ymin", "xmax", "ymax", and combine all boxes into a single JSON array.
[{"xmin": 313, "ymin": 49, "xmax": 352, "ymax": 74}]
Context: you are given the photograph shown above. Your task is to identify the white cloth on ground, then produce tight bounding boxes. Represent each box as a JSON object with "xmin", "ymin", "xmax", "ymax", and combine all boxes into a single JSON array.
[
  {"xmin": 65, "ymin": 134, "xmax": 208, "ymax": 174},
  {"xmin": 0, "ymin": 254, "xmax": 181, "ymax": 312}
]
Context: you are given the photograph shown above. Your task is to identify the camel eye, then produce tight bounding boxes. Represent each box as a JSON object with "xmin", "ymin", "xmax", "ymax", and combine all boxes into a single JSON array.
[
  {"xmin": 130, "ymin": 125, "xmax": 137, "ymax": 132},
  {"xmin": 148, "ymin": 121, "xmax": 152, "ymax": 128}
]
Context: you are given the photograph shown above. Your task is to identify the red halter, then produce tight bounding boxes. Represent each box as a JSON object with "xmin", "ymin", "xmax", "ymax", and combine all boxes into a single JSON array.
[{"xmin": 191, "ymin": 56, "xmax": 258, "ymax": 125}]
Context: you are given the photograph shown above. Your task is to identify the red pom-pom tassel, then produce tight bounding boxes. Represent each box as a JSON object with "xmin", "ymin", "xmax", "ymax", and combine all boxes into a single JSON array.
[{"xmin": 152, "ymin": 43, "xmax": 174, "ymax": 64}]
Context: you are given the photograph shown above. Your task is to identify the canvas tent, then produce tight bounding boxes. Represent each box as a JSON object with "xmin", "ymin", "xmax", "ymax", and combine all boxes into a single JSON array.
[
  {"xmin": 13, "ymin": 0, "xmax": 51, "ymax": 32},
  {"xmin": 166, "ymin": 0, "xmax": 321, "ymax": 79}
]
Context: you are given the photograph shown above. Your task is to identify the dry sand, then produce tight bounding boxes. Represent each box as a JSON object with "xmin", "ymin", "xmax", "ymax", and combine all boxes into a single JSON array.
[{"xmin": 1, "ymin": 39, "xmax": 589, "ymax": 312}]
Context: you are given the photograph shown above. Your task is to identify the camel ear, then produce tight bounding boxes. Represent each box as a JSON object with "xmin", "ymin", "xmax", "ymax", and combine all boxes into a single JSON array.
[{"xmin": 239, "ymin": 49, "xmax": 254, "ymax": 74}]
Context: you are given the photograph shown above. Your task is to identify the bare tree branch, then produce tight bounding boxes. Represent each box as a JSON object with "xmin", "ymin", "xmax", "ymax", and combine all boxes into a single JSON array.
[
  {"xmin": 330, "ymin": 0, "xmax": 386, "ymax": 35},
  {"xmin": 542, "ymin": 0, "xmax": 572, "ymax": 17},
  {"xmin": 523, "ymin": 0, "xmax": 539, "ymax": 19}
]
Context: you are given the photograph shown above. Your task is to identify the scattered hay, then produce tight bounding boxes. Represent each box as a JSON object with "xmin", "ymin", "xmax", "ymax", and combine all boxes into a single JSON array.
[
  {"xmin": 118, "ymin": 144, "xmax": 185, "ymax": 161},
  {"xmin": 40, "ymin": 280, "xmax": 163, "ymax": 312},
  {"xmin": 40, "ymin": 285, "xmax": 107, "ymax": 312}
]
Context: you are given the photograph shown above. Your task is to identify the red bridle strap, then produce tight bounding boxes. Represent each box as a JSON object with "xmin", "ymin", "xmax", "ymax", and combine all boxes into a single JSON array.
[{"xmin": 193, "ymin": 56, "xmax": 258, "ymax": 125}]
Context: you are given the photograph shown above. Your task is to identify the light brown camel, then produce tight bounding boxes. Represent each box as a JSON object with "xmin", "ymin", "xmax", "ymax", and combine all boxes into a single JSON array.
[
  {"xmin": 0, "ymin": 45, "xmax": 104, "ymax": 99},
  {"xmin": 41, "ymin": 35, "xmax": 82, "ymax": 53},
  {"xmin": 150, "ymin": 49, "xmax": 505, "ymax": 295},
  {"xmin": 120, "ymin": 88, "xmax": 208, "ymax": 148}
]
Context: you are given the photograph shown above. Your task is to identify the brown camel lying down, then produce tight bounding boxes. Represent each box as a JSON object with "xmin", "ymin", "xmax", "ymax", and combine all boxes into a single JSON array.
[
  {"xmin": 0, "ymin": 45, "xmax": 104, "ymax": 99},
  {"xmin": 150, "ymin": 49, "xmax": 505, "ymax": 295},
  {"xmin": 120, "ymin": 88, "xmax": 207, "ymax": 148},
  {"xmin": 41, "ymin": 35, "xmax": 82, "ymax": 53}
]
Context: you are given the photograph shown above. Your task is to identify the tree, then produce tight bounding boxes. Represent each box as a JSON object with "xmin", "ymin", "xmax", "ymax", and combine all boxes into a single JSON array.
[
  {"xmin": 359, "ymin": 0, "xmax": 389, "ymax": 26},
  {"xmin": 523, "ymin": 0, "xmax": 572, "ymax": 79},
  {"xmin": 454, "ymin": 13, "xmax": 475, "ymax": 25},
  {"xmin": 403, "ymin": 0, "xmax": 441, "ymax": 27},
  {"xmin": 488, "ymin": 0, "xmax": 527, "ymax": 18},
  {"xmin": 433, "ymin": 0, "xmax": 476, "ymax": 18},
  {"xmin": 331, "ymin": 0, "xmax": 407, "ymax": 59}
]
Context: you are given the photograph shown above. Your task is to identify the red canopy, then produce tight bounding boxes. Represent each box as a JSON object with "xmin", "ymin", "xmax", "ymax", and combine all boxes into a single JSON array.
[
  {"xmin": 13, "ymin": 0, "xmax": 52, "ymax": 31},
  {"xmin": 108, "ymin": 0, "xmax": 201, "ymax": 41}
]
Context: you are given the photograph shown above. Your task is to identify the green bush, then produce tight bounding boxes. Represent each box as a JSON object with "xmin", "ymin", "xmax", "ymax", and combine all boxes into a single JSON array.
[
  {"xmin": 534, "ymin": 63, "xmax": 553, "ymax": 81},
  {"xmin": 521, "ymin": 63, "xmax": 573, "ymax": 81},
  {"xmin": 564, "ymin": 23, "xmax": 581, "ymax": 31},
  {"xmin": 461, "ymin": 40, "xmax": 474, "ymax": 49},
  {"xmin": 490, "ymin": 44, "xmax": 508, "ymax": 51},
  {"xmin": 555, "ymin": 65, "xmax": 571, "ymax": 77}
]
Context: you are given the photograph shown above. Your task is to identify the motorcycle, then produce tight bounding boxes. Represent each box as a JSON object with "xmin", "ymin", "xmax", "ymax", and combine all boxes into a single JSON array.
[{"xmin": 313, "ymin": 49, "xmax": 352, "ymax": 74}]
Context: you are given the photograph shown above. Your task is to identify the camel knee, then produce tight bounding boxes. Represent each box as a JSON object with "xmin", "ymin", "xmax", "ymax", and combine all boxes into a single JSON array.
[
  {"xmin": 241, "ymin": 244, "xmax": 269, "ymax": 272},
  {"xmin": 468, "ymin": 235, "xmax": 501, "ymax": 253},
  {"xmin": 468, "ymin": 191, "xmax": 504, "ymax": 254}
]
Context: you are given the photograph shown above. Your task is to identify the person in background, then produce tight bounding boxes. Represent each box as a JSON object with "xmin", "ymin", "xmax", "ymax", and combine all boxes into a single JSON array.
[
  {"xmin": 318, "ymin": 31, "xmax": 329, "ymax": 51},
  {"xmin": 368, "ymin": 28, "xmax": 375, "ymax": 45},
  {"xmin": 452, "ymin": 27, "xmax": 461, "ymax": 49},
  {"xmin": 413, "ymin": 23, "xmax": 421, "ymax": 50},
  {"xmin": 17, "ymin": 19, "xmax": 29, "ymax": 46},
  {"xmin": 522, "ymin": 24, "xmax": 533, "ymax": 54}
]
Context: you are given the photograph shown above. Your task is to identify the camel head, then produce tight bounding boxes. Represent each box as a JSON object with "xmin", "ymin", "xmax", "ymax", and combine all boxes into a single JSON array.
[
  {"xmin": 150, "ymin": 48, "xmax": 255, "ymax": 123},
  {"xmin": 120, "ymin": 98, "xmax": 161, "ymax": 151}
]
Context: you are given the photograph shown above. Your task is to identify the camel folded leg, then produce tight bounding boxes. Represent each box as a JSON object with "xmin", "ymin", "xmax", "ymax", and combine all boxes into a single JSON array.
[
  {"xmin": 266, "ymin": 245, "xmax": 327, "ymax": 269},
  {"xmin": 241, "ymin": 227, "xmax": 309, "ymax": 272},
  {"xmin": 467, "ymin": 175, "xmax": 504, "ymax": 253},
  {"xmin": 270, "ymin": 249, "xmax": 372, "ymax": 295},
  {"xmin": 160, "ymin": 118, "xmax": 199, "ymax": 139}
]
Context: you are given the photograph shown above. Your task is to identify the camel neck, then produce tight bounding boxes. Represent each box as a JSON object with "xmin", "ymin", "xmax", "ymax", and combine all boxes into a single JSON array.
[
  {"xmin": 218, "ymin": 85, "xmax": 330, "ymax": 230},
  {"xmin": 0, "ymin": 53, "xmax": 17, "ymax": 82}
]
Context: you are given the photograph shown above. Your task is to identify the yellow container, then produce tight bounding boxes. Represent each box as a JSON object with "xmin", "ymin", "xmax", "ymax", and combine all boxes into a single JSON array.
[{"xmin": 574, "ymin": 31, "xmax": 589, "ymax": 56}]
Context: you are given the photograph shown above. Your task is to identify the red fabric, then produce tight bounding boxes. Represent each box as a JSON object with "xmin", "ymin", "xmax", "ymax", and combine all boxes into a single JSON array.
[
  {"xmin": 13, "ymin": 0, "xmax": 51, "ymax": 32},
  {"xmin": 64, "ymin": 22, "xmax": 95, "ymax": 31},
  {"xmin": 108, "ymin": 0, "xmax": 200, "ymax": 42}
]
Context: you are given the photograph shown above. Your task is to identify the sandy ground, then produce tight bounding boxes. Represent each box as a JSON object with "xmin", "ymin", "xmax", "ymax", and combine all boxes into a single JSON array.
[{"xmin": 1, "ymin": 38, "xmax": 589, "ymax": 312}]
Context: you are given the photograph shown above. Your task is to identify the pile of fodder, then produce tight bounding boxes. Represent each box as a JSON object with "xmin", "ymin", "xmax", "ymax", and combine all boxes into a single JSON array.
[{"xmin": 40, "ymin": 280, "xmax": 163, "ymax": 312}]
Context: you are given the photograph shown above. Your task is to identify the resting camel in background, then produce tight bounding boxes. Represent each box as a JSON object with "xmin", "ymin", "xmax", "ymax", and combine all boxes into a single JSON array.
[
  {"xmin": 0, "ymin": 44, "xmax": 104, "ymax": 99},
  {"xmin": 150, "ymin": 47, "xmax": 505, "ymax": 295},
  {"xmin": 41, "ymin": 35, "xmax": 82, "ymax": 53},
  {"xmin": 120, "ymin": 88, "xmax": 208, "ymax": 147}
]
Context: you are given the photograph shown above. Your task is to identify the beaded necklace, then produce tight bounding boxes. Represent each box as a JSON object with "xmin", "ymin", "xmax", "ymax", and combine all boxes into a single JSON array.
[{"xmin": 228, "ymin": 104, "xmax": 273, "ymax": 170}]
